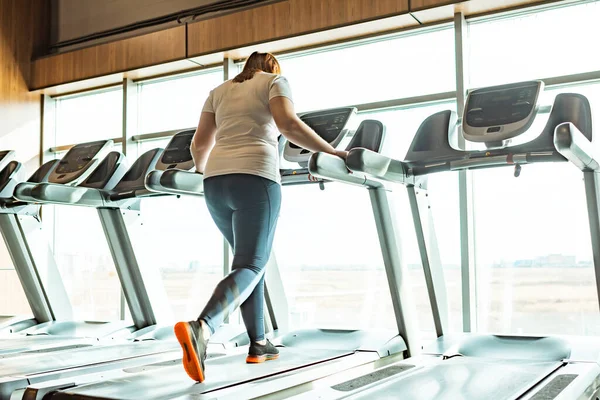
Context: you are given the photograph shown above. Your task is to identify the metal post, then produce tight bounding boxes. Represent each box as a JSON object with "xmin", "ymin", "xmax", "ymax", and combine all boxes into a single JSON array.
[
  {"xmin": 219, "ymin": 58, "xmax": 233, "ymax": 323},
  {"xmin": 223, "ymin": 237, "xmax": 231, "ymax": 277},
  {"xmin": 120, "ymin": 78, "xmax": 138, "ymax": 320},
  {"xmin": 40, "ymin": 94, "xmax": 56, "ymax": 167},
  {"xmin": 224, "ymin": 57, "xmax": 235, "ymax": 81},
  {"xmin": 122, "ymin": 78, "xmax": 137, "ymax": 157},
  {"xmin": 407, "ymin": 184, "xmax": 448, "ymax": 337},
  {"xmin": 223, "ymin": 236, "xmax": 231, "ymax": 323},
  {"xmin": 369, "ymin": 187, "xmax": 419, "ymax": 357},
  {"xmin": 97, "ymin": 208, "xmax": 156, "ymax": 329},
  {"xmin": 264, "ymin": 251, "xmax": 289, "ymax": 334},
  {"xmin": 584, "ymin": 171, "xmax": 600, "ymax": 311},
  {"xmin": 455, "ymin": 12, "xmax": 476, "ymax": 333}
]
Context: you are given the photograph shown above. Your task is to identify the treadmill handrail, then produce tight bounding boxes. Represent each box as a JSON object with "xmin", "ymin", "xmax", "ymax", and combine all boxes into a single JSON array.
[
  {"xmin": 145, "ymin": 170, "xmax": 167, "ymax": 193},
  {"xmin": 346, "ymin": 148, "xmax": 411, "ymax": 184},
  {"xmin": 144, "ymin": 168, "xmax": 205, "ymax": 196},
  {"xmin": 29, "ymin": 183, "xmax": 108, "ymax": 207},
  {"xmin": 308, "ymin": 151, "xmax": 385, "ymax": 188},
  {"xmin": 13, "ymin": 182, "xmax": 42, "ymax": 203},
  {"xmin": 554, "ymin": 122, "xmax": 600, "ymax": 171}
]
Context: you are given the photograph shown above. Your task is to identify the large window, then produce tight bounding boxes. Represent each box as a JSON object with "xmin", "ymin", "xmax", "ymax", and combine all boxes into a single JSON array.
[
  {"xmin": 45, "ymin": 205, "xmax": 123, "ymax": 321},
  {"xmin": 54, "ymin": 88, "xmax": 123, "ymax": 146},
  {"xmin": 129, "ymin": 182, "xmax": 225, "ymax": 322},
  {"xmin": 46, "ymin": 88, "xmax": 125, "ymax": 321},
  {"xmin": 472, "ymin": 163, "xmax": 599, "ymax": 335},
  {"xmin": 278, "ymin": 26, "xmax": 455, "ymax": 112},
  {"xmin": 356, "ymin": 102, "xmax": 462, "ymax": 335},
  {"xmin": 137, "ymin": 68, "xmax": 223, "ymax": 135},
  {"xmin": 29, "ymin": 0, "xmax": 600, "ymax": 341},
  {"xmin": 468, "ymin": 2, "xmax": 600, "ymax": 88},
  {"xmin": 471, "ymin": 82, "xmax": 600, "ymax": 335},
  {"xmin": 126, "ymin": 137, "xmax": 224, "ymax": 323},
  {"xmin": 0, "ymin": 243, "xmax": 31, "ymax": 318},
  {"xmin": 275, "ymin": 183, "xmax": 396, "ymax": 331}
]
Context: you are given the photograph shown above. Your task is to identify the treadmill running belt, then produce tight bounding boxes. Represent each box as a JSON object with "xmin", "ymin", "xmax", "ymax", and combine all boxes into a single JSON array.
[
  {"xmin": 0, "ymin": 336, "xmax": 95, "ymax": 357},
  {"xmin": 348, "ymin": 358, "xmax": 561, "ymax": 400},
  {"xmin": 0, "ymin": 341, "xmax": 177, "ymax": 376},
  {"xmin": 51, "ymin": 348, "xmax": 351, "ymax": 400}
]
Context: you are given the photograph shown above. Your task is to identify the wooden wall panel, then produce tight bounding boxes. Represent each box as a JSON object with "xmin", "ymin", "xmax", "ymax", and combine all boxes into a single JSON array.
[
  {"xmin": 409, "ymin": 0, "xmax": 462, "ymax": 13},
  {"xmin": 0, "ymin": 0, "xmax": 48, "ymax": 314},
  {"xmin": 189, "ymin": 1, "xmax": 292, "ymax": 54},
  {"xmin": 32, "ymin": 0, "xmax": 567, "ymax": 90},
  {"xmin": 0, "ymin": 0, "xmax": 46, "ymax": 160},
  {"xmin": 187, "ymin": 0, "xmax": 410, "ymax": 57},
  {"xmin": 289, "ymin": 0, "xmax": 409, "ymax": 32},
  {"xmin": 30, "ymin": 25, "xmax": 187, "ymax": 90}
]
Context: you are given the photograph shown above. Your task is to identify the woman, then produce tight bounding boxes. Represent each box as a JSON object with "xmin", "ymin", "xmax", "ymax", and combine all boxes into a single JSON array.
[{"xmin": 174, "ymin": 51, "xmax": 347, "ymax": 383}]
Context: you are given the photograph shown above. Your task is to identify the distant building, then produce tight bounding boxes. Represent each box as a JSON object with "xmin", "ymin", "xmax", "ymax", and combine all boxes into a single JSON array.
[
  {"xmin": 511, "ymin": 254, "xmax": 578, "ymax": 268},
  {"xmin": 513, "ymin": 259, "xmax": 533, "ymax": 268},
  {"xmin": 534, "ymin": 254, "xmax": 577, "ymax": 267}
]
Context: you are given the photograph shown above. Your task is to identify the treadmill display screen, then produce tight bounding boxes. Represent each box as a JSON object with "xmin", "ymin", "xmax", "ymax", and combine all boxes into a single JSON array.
[
  {"xmin": 466, "ymin": 82, "xmax": 538, "ymax": 128},
  {"xmin": 55, "ymin": 141, "xmax": 105, "ymax": 174},
  {"xmin": 162, "ymin": 132, "xmax": 193, "ymax": 164},
  {"xmin": 290, "ymin": 110, "xmax": 351, "ymax": 149}
]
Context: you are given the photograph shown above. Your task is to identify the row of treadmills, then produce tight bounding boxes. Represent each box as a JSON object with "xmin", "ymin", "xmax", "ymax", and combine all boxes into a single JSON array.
[{"xmin": 0, "ymin": 80, "xmax": 599, "ymax": 399}]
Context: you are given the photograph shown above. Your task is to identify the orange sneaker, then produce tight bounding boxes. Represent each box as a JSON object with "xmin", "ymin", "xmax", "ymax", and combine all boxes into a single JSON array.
[
  {"xmin": 174, "ymin": 321, "xmax": 207, "ymax": 382},
  {"xmin": 246, "ymin": 340, "xmax": 279, "ymax": 363}
]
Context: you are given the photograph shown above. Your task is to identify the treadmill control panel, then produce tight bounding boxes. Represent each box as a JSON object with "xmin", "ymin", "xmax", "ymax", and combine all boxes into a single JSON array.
[
  {"xmin": 49, "ymin": 140, "xmax": 112, "ymax": 185},
  {"xmin": 463, "ymin": 80, "xmax": 542, "ymax": 145},
  {"xmin": 154, "ymin": 129, "xmax": 195, "ymax": 171},
  {"xmin": 284, "ymin": 107, "xmax": 356, "ymax": 164}
]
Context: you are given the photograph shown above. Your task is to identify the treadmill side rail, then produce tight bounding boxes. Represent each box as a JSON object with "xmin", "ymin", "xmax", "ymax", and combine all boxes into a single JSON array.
[
  {"xmin": 13, "ymin": 182, "xmax": 41, "ymax": 203},
  {"xmin": 30, "ymin": 184, "xmax": 108, "ymax": 208},
  {"xmin": 156, "ymin": 169, "xmax": 205, "ymax": 196},
  {"xmin": 308, "ymin": 152, "xmax": 383, "ymax": 189},
  {"xmin": 144, "ymin": 170, "xmax": 166, "ymax": 193},
  {"xmin": 346, "ymin": 149, "xmax": 412, "ymax": 184}
]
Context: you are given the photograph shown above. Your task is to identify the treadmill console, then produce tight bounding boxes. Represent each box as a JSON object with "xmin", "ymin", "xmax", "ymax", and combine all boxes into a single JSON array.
[
  {"xmin": 154, "ymin": 129, "xmax": 195, "ymax": 171},
  {"xmin": 463, "ymin": 80, "xmax": 542, "ymax": 148},
  {"xmin": 284, "ymin": 107, "xmax": 356, "ymax": 164},
  {"xmin": 49, "ymin": 140, "xmax": 112, "ymax": 185}
]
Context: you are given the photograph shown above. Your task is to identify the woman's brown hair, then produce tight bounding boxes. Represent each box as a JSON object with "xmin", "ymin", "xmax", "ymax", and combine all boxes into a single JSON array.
[{"xmin": 233, "ymin": 52, "xmax": 281, "ymax": 83}]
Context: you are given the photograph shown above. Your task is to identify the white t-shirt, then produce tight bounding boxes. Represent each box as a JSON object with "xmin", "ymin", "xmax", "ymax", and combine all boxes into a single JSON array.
[{"xmin": 201, "ymin": 72, "xmax": 293, "ymax": 184}]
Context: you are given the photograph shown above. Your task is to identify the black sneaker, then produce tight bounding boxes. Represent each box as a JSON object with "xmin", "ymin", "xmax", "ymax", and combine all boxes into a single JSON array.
[
  {"xmin": 174, "ymin": 321, "xmax": 208, "ymax": 382},
  {"xmin": 246, "ymin": 340, "xmax": 279, "ymax": 363}
]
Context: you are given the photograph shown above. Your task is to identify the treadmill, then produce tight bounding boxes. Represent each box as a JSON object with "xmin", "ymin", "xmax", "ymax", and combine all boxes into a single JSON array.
[
  {"xmin": 0, "ymin": 149, "xmax": 36, "ymax": 333},
  {"xmin": 0, "ymin": 141, "xmax": 213, "ymax": 400},
  {"xmin": 16, "ymin": 131, "xmax": 249, "ymax": 400},
  {"xmin": 29, "ymin": 109, "xmax": 408, "ymax": 400},
  {"xmin": 293, "ymin": 80, "xmax": 600, "ymax": 399},
  {"xmin": 0, "ymin": 142, "xmax": 137, "ymax": 357}
]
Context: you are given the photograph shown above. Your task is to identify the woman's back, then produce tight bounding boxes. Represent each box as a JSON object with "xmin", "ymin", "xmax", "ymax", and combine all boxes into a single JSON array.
[{"xmin": 203, "ymin": 72, "xmax": 292, "ymax": 183}]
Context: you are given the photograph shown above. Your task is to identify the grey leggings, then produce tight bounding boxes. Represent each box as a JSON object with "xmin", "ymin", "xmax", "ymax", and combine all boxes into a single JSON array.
[{"xmin": 198, "ymin": 173, "xmax": 281, "ymax": 342}]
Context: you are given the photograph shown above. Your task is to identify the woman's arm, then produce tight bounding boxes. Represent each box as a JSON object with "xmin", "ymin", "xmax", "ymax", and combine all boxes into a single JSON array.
[
  {"xmin": 190, "ymin": 111, "xmax": 217, "ymax": 173},
  {"xmin": 269, "ymin": 97, "xmax": 348, "ymax": 159}
]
